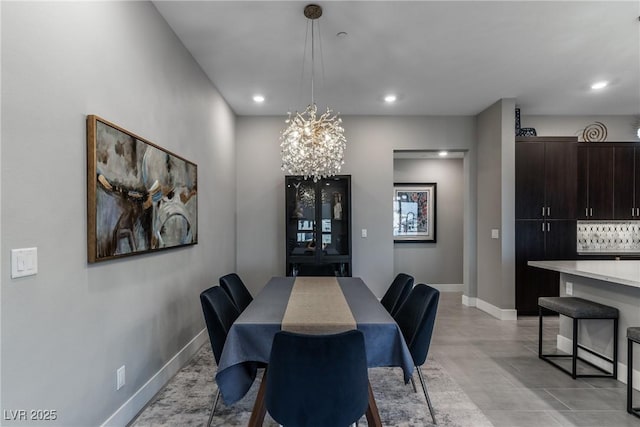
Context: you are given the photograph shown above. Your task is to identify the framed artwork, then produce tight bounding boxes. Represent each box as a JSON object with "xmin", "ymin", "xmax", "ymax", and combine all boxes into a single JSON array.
[
  {"xmin": 298, "ymin": 220, "xmax": 314, "ymax": 231},
  {"xmin": 393, "ymin": 183, "xmax": 437, "ymax": 243},
  {"xmin": 86, "ymin": 115, "xmax": 198, "ymax": 263}
]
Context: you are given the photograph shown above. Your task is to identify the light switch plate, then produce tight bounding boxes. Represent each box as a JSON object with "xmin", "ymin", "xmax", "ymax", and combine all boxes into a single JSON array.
[
  {"xmin": 11, "ymin": 247, "xmax": 38, "ymax": 278},
  {"xmin": 361, "ymin": 229, "xmax": 367, "ymax": 238},
  {"xmin": 116, "ymin": 365, "xmax": 126, "ymax": 390},
  {"xmin": 491, "ymin": 229, "xmax": 500, "ymax": 239}
]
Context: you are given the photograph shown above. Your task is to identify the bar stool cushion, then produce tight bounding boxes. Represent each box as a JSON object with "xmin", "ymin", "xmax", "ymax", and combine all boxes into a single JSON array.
[
  {"xmin": 538, "ymin": 296, "xmax": 618, "ymax": 319},
  {"xmin": 628, "ymin": 327, "xmax": 640, "ymax": 343}
]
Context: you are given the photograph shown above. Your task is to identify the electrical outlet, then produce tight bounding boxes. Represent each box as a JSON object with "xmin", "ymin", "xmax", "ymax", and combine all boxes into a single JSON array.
[
  {"xmin": 116, "ymin": 366, "xmax": 125, "ymax": 390},
  {"xmin": 566, "ymin": 282, "xmax": 573, "ymax": 296}
]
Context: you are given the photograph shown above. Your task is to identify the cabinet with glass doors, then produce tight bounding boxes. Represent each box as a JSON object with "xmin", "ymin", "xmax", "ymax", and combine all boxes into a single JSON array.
[{"xmin": 285, "ymin": 175, "xmax": 352, "ymax": 276}]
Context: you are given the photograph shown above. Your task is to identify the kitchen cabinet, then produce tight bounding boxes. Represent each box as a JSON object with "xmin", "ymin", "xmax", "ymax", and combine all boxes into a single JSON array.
[
  {"xmin": 515, "ymin": 137, "xmax": 577, "ymax": 220},
  {"xmin": 577, "ymin": 145, "xmax": 614, "ymax": 219},
  {"xmin": 285, "ymin": 175, "xmax": 351, "ymax": 276},
  {"xmin": 613, "ymin": 145, "xmax": 640, "ymax": 219},
  {"xmin": 515, "ymin": 219, "xmax": 577, "ymax": 315},
  {"xmin": 515, "ymin": 137, "xmax": 578, "ymax": 314}
]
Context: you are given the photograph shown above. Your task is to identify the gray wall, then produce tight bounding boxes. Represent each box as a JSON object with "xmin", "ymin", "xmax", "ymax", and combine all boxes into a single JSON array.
[
  {"xmin": 476, "ymin": 99, "xmax": 516, "ymax": 310},
  {"xmin": 1, "ymin": 2, "xmax": 236, "ymax": 425},
  {"xmin": 236, "ymin": 115, "xmax": 477, "ymax": 298},
  {"xmin": 393, "ymin": 158, "xmax": 464, "ymax": 286}
]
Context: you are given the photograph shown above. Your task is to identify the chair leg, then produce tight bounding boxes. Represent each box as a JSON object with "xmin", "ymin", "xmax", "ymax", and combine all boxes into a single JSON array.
[
  {"xmin": 207, "ymin": 389, "xmax": 220, "ymax": 427},
  {"xmin": 416, "ymin": 365, "xmax": 437, "ymax": 425},
  {"xmin": 410, "ymin": 375, "xmax": 418, "ymax": 393}
]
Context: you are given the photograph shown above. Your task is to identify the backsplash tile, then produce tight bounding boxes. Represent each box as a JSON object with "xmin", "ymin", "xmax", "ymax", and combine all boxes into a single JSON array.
[{"xmin": 577, "ymin": 221, "xmax": 640, "ymax": 254}]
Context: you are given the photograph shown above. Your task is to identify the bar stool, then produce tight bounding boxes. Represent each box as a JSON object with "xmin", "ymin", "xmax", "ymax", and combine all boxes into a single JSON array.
[
  {"xmin": 627, "ymin": 327, "xmax": 640, "ymax": 418},
  {"xmin": 538, "ymin": 296, "xmax": 618, "ymax": 379}
]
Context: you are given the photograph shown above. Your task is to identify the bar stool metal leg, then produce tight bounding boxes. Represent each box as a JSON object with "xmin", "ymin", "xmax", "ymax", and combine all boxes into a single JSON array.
[
  {"xmin": 628, "ymin": 337, "xmax": 634, "ymax": 414},
  {"xmin": 613, "ymin": 318, "xmax": 618, "ymax": 379},
  {"xmin": 538, "ymin": 306, "xmax": 544, "ymax": 357},
  {"xmin": 572, "ymin": 318, "xmax": 578, "ymax": 379},
  {"xmin": 629, "ymin": 337, "xmax": 640, "ymax": 418}
]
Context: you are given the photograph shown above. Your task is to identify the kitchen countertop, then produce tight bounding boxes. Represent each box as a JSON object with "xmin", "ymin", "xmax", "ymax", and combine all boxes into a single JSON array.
[{"xmin": 528, "ymin": 260, "xmax": 640, "ymax": 289}]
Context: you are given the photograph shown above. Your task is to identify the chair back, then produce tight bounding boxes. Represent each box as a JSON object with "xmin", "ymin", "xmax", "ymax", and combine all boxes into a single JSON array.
[
  {"xmin": 381, "ymin": 273, "xmax": 414, "ymax": 316},
  {"xmin": 219, "ymin": 273, "xmax": 253, "ymax": 313},
  {"xmin": 394, "ymin": 284, "xmax": 440, "ymax": 366},
  {"xmin": 200, "ymin": 286, "xmax": 241, "ymax": 364},
  {"xmin": 265, "ymin": 330, "xmax": 369, "ymax": 427}
]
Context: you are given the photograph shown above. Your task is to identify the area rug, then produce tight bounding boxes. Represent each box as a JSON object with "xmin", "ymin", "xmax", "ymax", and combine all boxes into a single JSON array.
[{"xmin": 130, "ymin": 345, "xmax": 493, "ymax": 427}]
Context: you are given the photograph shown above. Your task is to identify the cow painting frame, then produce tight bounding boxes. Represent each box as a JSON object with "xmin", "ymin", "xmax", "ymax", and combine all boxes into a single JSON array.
[{"xmin": 87, "ymin": 115, "xmax": 197, "ymax": 263}]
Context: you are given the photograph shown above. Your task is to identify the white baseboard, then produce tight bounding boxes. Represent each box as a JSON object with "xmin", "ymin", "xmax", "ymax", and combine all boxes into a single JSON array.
[
  {"xmin": 475, "ymin": 298, "xmax": 517, "ymax": 321},
  {"xmin": 429, "ymin": 283, "xmax": 464, "ymax": 293},
  {"xmin": 556, "ymin": 334, "xmax": 639, "ymax": 389},
  {"xmin": 101, "ymin": 329, "xmax": 208, "ymax": 427},
  {"xmin": 462, "ymin": 294, "xmax": 476, "ymax": 307}
]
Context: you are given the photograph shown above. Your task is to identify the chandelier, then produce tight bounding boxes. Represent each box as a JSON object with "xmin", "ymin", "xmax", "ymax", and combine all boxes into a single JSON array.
[{"xmin": 280, "ymin": 4, "xmax": 346, "ymax": 182}]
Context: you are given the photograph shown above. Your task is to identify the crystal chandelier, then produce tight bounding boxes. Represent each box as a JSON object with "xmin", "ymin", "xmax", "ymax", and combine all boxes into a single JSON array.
[{"xmin": 280, "ymin": 4, "xmax": 346, "ymax": 182}]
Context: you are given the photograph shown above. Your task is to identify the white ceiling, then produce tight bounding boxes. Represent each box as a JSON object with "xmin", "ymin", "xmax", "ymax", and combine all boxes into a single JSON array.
[{"xmin": 153, "ymin": 1, "xmax": 640, "ymax": 117}]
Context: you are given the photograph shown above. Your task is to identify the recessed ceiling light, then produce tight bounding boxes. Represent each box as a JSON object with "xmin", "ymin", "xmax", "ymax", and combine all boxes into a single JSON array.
[
  {"xmin": 384, "ymin": 94, "xmax": 397, "ymax": 103},
  {"xmin": 591, "ymin": 81, "xmax": 608, "ymax": 90},
  {"xmin": 438, "ymin": 151, "xmax": 448, "ymax": 157},
  {"xmin": 253, "ymin": 95, "xmax": 265, "ymax": 103}
]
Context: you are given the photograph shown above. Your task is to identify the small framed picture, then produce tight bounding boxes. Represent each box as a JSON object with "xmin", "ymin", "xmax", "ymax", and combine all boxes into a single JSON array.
[
  {"xmin": 298, "ymin": 220, "xmax": 314, "ymax": 231},
  {"xmin": 393, "ymin": 183, "xmax": 436, "ymax": 243}
]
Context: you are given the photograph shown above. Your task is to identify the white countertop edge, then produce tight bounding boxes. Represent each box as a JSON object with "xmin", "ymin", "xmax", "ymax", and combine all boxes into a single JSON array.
[{"xmin": 528, "ymin": 260, "xmax": 640, "ymax": 289}]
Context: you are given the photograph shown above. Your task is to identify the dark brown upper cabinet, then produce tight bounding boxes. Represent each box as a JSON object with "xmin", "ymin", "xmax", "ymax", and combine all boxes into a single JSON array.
[
  {"xmin": 516, "ymin": 137, "xmax": 577, "ymax": 220},
  {"xmin": 613, "ymin": 146, "xmax": 640, "ymax": 219},
  {"xmin": 577, "ymin": 145, "xmax": 614, "ymax": 220}
]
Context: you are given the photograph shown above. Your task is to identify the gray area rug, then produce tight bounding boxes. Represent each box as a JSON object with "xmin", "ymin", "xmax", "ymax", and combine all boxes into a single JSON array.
[{"xmin": 131, "ymin": 345, "xmax": 493, "ymax": 427}]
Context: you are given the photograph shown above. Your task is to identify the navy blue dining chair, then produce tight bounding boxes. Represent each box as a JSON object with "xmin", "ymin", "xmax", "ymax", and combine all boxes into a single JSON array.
[
  {"xmin": 200, "ymin": 286, "xmax": 247, "ymax": 427},
  {"xmin": 265, "ymin": 330, "xmax": 370, "ymax": 427},
  {"xmin": 394, "ymin": 283, "xmax": 440, "ymax": 425},
  {"xmin": 219, "ymin": 273, "xmax": 253, "ymax": 313},
  {"xmin": 380, "ymin": 273, "xmax": 414, "ymax": 316}
]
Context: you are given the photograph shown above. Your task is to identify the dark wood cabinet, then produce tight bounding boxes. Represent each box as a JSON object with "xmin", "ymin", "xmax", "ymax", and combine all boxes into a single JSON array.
[
  {"xmin": 515, "ymin": 143, "xmax": 545, "ymax": 219},
  {"xmin": 545, "ymin": 220, "xmax": 578, "ymax": 259},
  {"xmin": 515, "ymin": 137, "xmax": 577, "ymax": 315},
  {"xmin": 515, "ymin": 137, "xmax": 577, "ymax": 220},
  {"xmin": 577, "ymin": 145, "xmax": 614, "ymax": 219},
  {"xmin": 285, "ymin": 175, "xmax": 352, "ymax": 276},
  {"xmin": 614, "ymin": 146, "xmax": 640, "ymax": 219},
  {"xmin": 515, "ymin": 219, "xmax": 577, "ymax": 315},
  {"xmin": 516, "ymin": 139, "xmax": 640, "ymax": 313}
]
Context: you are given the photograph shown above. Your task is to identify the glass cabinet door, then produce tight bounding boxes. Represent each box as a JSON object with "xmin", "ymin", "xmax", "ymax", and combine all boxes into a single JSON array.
[
  {"xmin": 320, "ymin": 178, "xmax": 349, "ymax": 256},
  {"xmin": 286, "ymin": 178, "xmax": 317, "ymax": 258}
]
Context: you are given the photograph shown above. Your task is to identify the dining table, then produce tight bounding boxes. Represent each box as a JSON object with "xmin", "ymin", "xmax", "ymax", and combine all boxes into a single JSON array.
[{"xmin": 215, "ymin": 276, "xmax": 414, "ymax": 426}]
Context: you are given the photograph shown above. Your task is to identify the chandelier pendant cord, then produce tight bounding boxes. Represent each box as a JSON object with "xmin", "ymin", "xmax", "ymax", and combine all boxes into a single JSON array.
[
  {"xmin": 280, "ymin": 4, "xmax": 346, "ymax": 182},
  {"xmin": 298, "ymin": 21, "xmax": 310, "ymax": 109},
  {"xmin": 310, "ymin": 18, "xmax": 315, "ymax": 105}
]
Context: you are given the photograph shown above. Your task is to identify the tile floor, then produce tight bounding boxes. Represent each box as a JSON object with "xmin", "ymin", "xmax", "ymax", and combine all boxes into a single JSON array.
[{"xmin": 430, "ymin": 292, "xmax": 640, "ymax": 427}]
